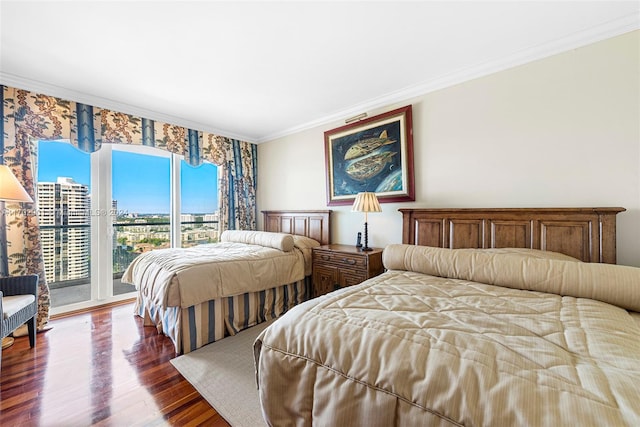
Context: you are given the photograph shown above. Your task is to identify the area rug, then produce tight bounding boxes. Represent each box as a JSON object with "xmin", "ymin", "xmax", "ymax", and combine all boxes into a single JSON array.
[{"xmin": 171, "ymin": 320, "xmax": 274, "ymax": 427}]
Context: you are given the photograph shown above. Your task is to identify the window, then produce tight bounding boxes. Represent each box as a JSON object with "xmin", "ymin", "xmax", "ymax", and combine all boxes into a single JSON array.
[
  {"xmin": 180, "ymin": 160, "xmax": 219, "ymax": 248},
  {"xmin": 37, "ymin": 141, "xmax": 92, "ymax": 307},
  {"xmin": 36, "ymin": 141, "xmax": 218, "ymax": 314},
  {"xmin": 112, "ymin": 145, "xmax": 171, "ymax": 296}
]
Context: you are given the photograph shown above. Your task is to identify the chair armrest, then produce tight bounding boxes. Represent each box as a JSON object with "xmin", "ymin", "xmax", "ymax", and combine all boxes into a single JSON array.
[{"xmin": 0, "ymin": 275, "xmax": 39, "ymax": 298}]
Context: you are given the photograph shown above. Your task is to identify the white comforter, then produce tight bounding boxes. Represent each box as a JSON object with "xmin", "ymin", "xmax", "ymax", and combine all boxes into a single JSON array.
[{"xmin": 122, "ymin": 241, "xmax": 306, "ymax": 309}]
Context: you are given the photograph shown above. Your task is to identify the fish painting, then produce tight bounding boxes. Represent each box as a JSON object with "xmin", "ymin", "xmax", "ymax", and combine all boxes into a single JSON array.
[
  {"xmin": 345, "ymin": 151, "xmax": 397, "ymax": 181},
  {"xmin": 326, "ymin": 105, "xmax": 413, "ymax": 203},
  {"xmin": 344, "ymin": 130, "xmax": 396, "ymax": 160}
]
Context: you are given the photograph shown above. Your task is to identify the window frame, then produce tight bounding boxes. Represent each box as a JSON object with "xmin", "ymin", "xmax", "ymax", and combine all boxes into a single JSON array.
[{"xmin": 45, "ymin": 142, "xmax": 217, "ymax": 315}]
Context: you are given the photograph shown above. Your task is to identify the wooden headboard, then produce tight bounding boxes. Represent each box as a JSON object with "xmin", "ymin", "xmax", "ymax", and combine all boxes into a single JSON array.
[
  {"xmin": 399, "ymin": 207, "xmax": 626, "ymax": 264},
  {"xmin": 262, "ymin": 210, "xmax": 332, "ymax": 245}
]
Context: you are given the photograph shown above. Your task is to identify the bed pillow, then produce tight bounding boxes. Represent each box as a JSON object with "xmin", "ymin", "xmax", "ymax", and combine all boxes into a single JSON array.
[
  {"xmin": 291, "ymin": 235, "xmax": 321, "ymax": 250},
  {"xmin": 220, "ymin": 230, "xmax": 295, "ymax": 252},
  {"xmin": 382, "ymin": 244, "xmax": 640, "ymax": 312},
  {"xmin": 479, "ymin": 247, "xmax": 581, "ymax": 262}
]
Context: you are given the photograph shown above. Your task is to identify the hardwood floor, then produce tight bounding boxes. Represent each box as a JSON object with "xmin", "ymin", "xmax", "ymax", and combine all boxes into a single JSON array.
[{"xmin": 0, "ymin": 302, "xmax": 231, "ymax": 426}]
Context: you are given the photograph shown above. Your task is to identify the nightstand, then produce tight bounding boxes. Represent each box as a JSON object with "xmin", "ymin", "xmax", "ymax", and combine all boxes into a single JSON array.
[{"xmin": 312, "ymin": 244, "xmax": 384, "ymax": 298}]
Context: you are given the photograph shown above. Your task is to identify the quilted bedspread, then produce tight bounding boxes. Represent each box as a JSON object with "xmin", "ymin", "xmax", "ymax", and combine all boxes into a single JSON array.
[
  {"xmin": 122, "ymin": 241, "xmax": 305, "ymax": 309},
  {"xmin": 254, "ymin": 246, "xmax": 640, "ymax": 426}
]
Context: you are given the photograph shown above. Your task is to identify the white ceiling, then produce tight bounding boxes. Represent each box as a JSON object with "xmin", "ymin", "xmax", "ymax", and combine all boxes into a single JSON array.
[{"xmin": 1, "ymin": 1, "xmax": 638, "ymax": 143}]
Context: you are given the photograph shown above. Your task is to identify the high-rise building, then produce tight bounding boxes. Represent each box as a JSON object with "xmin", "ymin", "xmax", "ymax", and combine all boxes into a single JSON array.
[
  {"xmin": 38, "ymin": 177, "xmax": 90, "ymax": 284},
  {"xmin": 180, "ymin": 214, "xmax": 195, "ymax": 223},
  {"xmin": 203, "ymin": 212, "xmax": 219, "ymax": 223}
]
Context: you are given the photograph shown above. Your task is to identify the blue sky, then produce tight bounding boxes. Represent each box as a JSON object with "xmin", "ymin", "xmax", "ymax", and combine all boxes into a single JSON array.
[{"xmin": 37, "ymin": 141, "xmax": 218, "ymax": 214}]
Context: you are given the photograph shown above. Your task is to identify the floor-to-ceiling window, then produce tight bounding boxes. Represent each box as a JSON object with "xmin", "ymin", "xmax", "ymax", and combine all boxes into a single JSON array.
[
  {"xmin": 179, "ymin": 159, "xmax": 218, "ymax": 248},
  {"xmin": 111, "ymin": 144, "xmax": 171, "ymax": 297},
  {"xmin": 38, "ymin": 141, "xmax": 92, "ymax": 308},
  {"xmin": 36, "ymin": 141, "xmax": 218, "ymax": 314}
]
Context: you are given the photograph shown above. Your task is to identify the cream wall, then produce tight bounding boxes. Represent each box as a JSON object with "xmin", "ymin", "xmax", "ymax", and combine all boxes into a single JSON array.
[{"xmin": 258, "ymin": 31, "xmax": 640, "ymax": 267}]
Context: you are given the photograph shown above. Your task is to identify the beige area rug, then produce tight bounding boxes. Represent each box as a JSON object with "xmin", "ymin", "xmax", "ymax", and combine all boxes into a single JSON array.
[{"xmin": 171, "ymin": 320, "xmax": 274, "ymax": 427}]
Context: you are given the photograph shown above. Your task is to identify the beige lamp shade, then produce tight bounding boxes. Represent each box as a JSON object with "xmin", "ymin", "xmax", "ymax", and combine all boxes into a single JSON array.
[
  {"xmin": 351, "ymin": 192, "xmax": 382, "ymax": 213},
  {"xmin": 0, "ymin": 165, "xmax": 33, "ymax": 203}
]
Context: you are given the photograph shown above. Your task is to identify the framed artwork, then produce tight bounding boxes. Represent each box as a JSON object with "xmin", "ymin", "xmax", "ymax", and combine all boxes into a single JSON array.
[{"xmin": 324, "ymin": 105, "xmax": 414, "ymax": 206}]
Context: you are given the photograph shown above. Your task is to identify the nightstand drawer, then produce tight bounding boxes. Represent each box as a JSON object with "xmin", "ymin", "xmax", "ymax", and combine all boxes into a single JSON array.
[
  {"xmin": 338, "ymin": 269, "xmax": 367, "ymax": 287},
  {"xmin": 312, "ymin": 250, "xmax": 366, "ymax": 268}
]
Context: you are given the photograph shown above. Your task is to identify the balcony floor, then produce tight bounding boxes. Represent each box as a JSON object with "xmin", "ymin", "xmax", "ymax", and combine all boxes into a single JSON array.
[{"xmin": 49, "ymin": 278, "xmax": 136, "ymax": 307}]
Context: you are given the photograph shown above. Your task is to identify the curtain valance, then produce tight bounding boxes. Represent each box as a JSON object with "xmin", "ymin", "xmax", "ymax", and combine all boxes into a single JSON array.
[{"xmin": 2, "ymin": 86, "xmax": 241, "ymax": 167}]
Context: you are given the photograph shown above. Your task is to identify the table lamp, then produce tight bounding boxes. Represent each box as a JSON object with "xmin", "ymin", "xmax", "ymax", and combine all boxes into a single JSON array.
[{"xmin": 351, "ymin": 192, "xmax": 382, "ymax": 251}]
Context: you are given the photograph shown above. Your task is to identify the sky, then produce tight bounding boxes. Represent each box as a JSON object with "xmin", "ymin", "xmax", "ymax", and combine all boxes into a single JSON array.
[{"xmin": 37, "ymin": 141, "xmax": 218, "ymax": 215}]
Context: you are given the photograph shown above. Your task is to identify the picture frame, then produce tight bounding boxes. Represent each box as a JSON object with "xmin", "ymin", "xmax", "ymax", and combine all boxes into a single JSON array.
[{"xmin": 324, "ymin": 105, "xmax": 414, "ymax": 206}]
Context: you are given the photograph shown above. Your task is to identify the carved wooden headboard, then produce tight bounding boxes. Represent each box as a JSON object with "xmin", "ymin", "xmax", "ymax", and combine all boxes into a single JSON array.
[
  {"xmin": 262, "ymin": 210, "xmax": 332, "ymax": 245},
  {"xmin": 399, "ymin": 207, "xmax": 626, "ymax": 263}
]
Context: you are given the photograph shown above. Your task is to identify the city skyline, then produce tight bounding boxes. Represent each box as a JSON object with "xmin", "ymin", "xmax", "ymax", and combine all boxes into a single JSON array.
[
  {"xmin": 38, "ymin": 141, "xmax": 218, "ymax": 214},
  {"xmin": 37, "ymin": 167, "xmax": 219, "ymax": 291}
]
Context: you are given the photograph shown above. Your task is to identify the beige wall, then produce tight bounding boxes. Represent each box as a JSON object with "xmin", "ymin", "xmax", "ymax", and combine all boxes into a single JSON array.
[{"xmin": 258, "ymin": 31, "xmax": 640, "ymax": 267}]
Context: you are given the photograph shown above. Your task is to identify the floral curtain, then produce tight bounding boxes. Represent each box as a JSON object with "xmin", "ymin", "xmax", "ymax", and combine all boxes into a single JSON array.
[
  {"xmin": 201, "ymin": 134, "xmax": 258, "ymax": 230},
  {"xmin": 1, "ymin": 85, "xmax": 258, "ymax": 328}
]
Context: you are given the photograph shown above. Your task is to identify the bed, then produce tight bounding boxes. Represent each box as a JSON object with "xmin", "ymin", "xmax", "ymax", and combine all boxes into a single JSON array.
[
  {"xmin": 254, "ymin": 207, "xmax": 640, "ymax": 426},
  {"xmin": 122, "ymin": 210, "xmax": 330, "ymax": 354}
]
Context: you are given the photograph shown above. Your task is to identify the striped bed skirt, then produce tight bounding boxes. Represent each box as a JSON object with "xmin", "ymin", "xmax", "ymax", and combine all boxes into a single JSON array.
[{"xmin": 135, "ymin": 276, "xmax": 312, "ymax": 354}]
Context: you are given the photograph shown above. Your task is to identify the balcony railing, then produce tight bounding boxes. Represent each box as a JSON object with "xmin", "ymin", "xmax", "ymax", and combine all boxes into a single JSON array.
[
  {"xmin": 40, "ymin": 219, "xmax": 218, "ymax": 288},
  {"xmin": 42, "ymin": 220, "xmax": 218, "ymax": 307}
]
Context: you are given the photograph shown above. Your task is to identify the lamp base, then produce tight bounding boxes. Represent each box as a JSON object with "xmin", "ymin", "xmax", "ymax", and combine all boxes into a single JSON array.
[{"xmin": 362, "ymin": 221, "xmax": 373, "ymax": 252}]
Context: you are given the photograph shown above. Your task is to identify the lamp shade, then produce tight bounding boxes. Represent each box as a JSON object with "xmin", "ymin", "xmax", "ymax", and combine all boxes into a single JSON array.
[
  {"xmin": 351, "ymin": 192, "xmax": 382, "ymax": 213},
  {"xmin": 0, "ymin": 165, "xmax": 33, "ymax": 203}
]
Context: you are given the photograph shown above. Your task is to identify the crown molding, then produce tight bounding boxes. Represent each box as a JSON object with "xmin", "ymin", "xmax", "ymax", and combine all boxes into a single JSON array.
[
  {"xmin": 2, "ymin": 12, "xmax": 637, "ymax": 146},
  {"xmin": 257, "ymin": 14, "xmax": 639, "ymax": 143},
  {"xmin": 0, "ymin": 72, "xmax": 258, "ymax": 143}
]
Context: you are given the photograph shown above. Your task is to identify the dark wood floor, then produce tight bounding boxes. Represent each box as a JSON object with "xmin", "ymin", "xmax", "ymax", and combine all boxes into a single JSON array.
[{"xmin": 0, "ymin": 301, "xmax": 231, "ymax": 426}]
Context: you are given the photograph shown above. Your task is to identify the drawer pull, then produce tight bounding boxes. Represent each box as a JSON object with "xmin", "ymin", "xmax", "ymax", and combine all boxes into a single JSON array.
[
  {"xmin": 321, "ymin": 255, "xmax": 330, "ymax": 261},
  {"xmin": 342, "ymin": 258, "xmax": 356, "ymax": 265}
]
